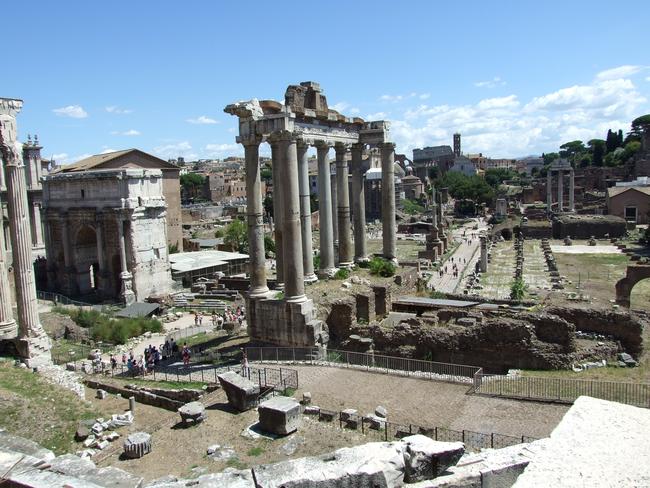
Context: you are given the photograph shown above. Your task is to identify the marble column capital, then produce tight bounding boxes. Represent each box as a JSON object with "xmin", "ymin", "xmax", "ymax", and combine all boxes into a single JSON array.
[
  {"xmin": 240, "ymin": 135, "xmax": 263, "ymax": 148},
  {"xmin": 334, "ymin": 142, "xmax": 351, "ymax": 154},
  {"xmin": 351, "ymin": 142, "xmax": 365, "ymax": 153},
  {"xmin": 296, "ymin": 138, "xmax": 313, "ymax": 150},
  {"xmin": 378, "ymin": 141, "xmax": 396, "ymax": 150},
  {"xmin": 314, "ymin": 140, "xmax": 333, "ymax": 150},
  {"xmin": 267, "ymin": 130, "xmax": 295, "ymax": 144}
]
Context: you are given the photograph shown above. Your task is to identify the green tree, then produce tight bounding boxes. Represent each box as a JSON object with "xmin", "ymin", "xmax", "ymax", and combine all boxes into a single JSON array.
[
  {"xmin": 484, "ymin": 168, "xmax": 518, "ymax": 188},
  {"xmin": 559, "ymin": 141, "xmax": 586, "ymax": 164},
  {"xmin": 180, "ymin": 173, "xmax": 206, "ymax": 200},
  {"xmin": 369, "ymin": 257, "xmax": 396, "ymax": 277},
  {"xmin": 630, "ymin": 114, "xmax": 650, "ymax": 140},
  {"xmin": 260, "ymin": 168, "xmax": 272, "ymax": 182},
  {"xmin": 588, "ymin": 139, "xmax": 605, "ymax": 166},
  {"xmin": 402, "ymin": 199, "xmax": 425, "ymax": 215},
  {"xmin": 223, "ymin": 219, "xmax": 248, "ymax": 253},
  {"xmin": 542, "ymin": 152, "xmax": 559, "ymax": 165},
  {"xmin": 264, "ymin": 235, "xmax": 276, "ymax": 258}
]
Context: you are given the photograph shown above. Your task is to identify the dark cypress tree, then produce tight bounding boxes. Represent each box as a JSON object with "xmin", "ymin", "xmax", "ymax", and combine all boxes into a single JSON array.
[
  {"xmin": 605, "ymin": 129, "xmax": 615, "ymax": 153},
  {"xmin": 617, "ymin": 129, "xmax": 624, "ymax": 147}
]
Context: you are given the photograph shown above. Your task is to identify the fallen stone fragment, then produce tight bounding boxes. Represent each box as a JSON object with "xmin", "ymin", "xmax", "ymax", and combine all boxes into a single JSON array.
[
  {"xmin": 178, "ymin": 401, "xmax": 206, "ymax": 426},
  {"xmin": 123, "ymin": 432, "xmax": 152, "ymax": 459},
  {"xmin": 402, "ymin": 434, "xmax": 465, "ymax": 482},
  {"xmin": 217, "ymin": 371, "xmax": 260, "ymax": 412},
  {"xmin": 258, "ymin": 396, "xmax": 301, "ymax": 435}
]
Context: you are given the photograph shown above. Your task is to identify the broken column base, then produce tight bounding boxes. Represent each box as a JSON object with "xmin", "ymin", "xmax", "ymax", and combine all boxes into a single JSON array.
[
  {"xmin": 14, "ymin": 334, "xmax": 52, "ymax": 369},
  {"xmin": 246, "ymin": 296, "xmax": 327, "ymax": 347},
  {"xmin": 0, "ymin": 320, "xmax": 17, "ymax": 341}
]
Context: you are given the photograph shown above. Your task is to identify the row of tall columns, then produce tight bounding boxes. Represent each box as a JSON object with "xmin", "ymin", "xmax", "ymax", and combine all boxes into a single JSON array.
[
  {"xmin": 316, "ymin": 143, "xmax": 336, "ymax": 276},
  {"xmin": 350, "ymin": 143, "xmax": 367, "ymax": 262},
  {"xmin": 335, "ymin": 143, "xmax": 353, "ymax": 267},
  {"xmin": 546, "ymin": 169, "xmax": 576, "ymax": 213},
  {"xmin": 116, "ymin": 217, "xmax": 135, "ymax": 305},
  {"xmin": 242, "ymin": 134, "xmax": 396, "ymax": 301}
]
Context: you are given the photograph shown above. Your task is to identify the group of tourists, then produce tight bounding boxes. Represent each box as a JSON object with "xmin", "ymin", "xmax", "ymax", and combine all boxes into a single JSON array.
[{"xmin": 193, "ymin": 307, "xmax": 245, "ymax": 329}]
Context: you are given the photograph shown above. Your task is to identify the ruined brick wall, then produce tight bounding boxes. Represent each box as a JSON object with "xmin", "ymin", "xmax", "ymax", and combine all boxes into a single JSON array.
[
  {"xmin": 547, "ymin": 306, "xmax": 645, "ymax": 357},
  {"xmin": 326, "ymin": 298, "xmax": 356, "ymax": 344},
  {"xmin": 552, "ymin": 215, "xmax": 626, "ymax": 239}
]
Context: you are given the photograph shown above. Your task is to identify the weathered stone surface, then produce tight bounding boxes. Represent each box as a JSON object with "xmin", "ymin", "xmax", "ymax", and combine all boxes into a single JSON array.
[
  {"xmin": 75, "ymin": 424, "xmax": 91, "ymax": 441},
  {"xmin": 178, "ymin": 401, "xmax": 206, "ymax": 426},
  {"xmin": 375, "ymin": 405, "xmax": 388, "ymax": 418},
  {"xmin": 123, "ymin": 432, "xmax": 152, "ymax": 459},
  {"xmin": 0, "ymin": 431, "xmax": 55, "ymax": 461},
  {"xmin": 96, "ymin": 389, "xmax": 107, "ymax": 400},
  {"xmin": 258, "ymin": 396, "xmax": 301, "ymax": 435},
  {"xmin": 217, "ymin": 371, "xmax": 260, "ymax": 412},
  {"xmin": 301, "ymin": 392, "xmax": 311, "ymax": 405},
  {"xmin": 514, "ymin": 397, "xmax": 650, "ymax": 487},
  {"xmin": 402, "ymin": 434, "xmax": 465, "ymax": 482},
  {"xmin": 252, "ymin": 441, "xmax": 405, "ymax": 488}
]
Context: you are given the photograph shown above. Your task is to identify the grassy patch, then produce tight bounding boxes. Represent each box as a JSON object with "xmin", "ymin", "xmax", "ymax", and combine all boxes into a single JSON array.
[
  {"xmin": 226, "ymin": 457, "xmax": 248, "ymax": 469},
  {"xmin": 0, "ymin": 359, "xmax": 101, "ymax": 454},
  {"xmin": 247, "ymin": 446, "xmax": 265, "ymax": 456},
  {"xmin": 280, "ymin": 387, "xmax": 296, "ymax": 397}
]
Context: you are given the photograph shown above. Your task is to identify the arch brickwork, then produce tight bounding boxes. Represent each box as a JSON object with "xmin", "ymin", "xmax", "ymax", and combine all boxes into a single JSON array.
[{"xmin": 615, "ymin": 265, "xmax": 650, "ymax": 307}]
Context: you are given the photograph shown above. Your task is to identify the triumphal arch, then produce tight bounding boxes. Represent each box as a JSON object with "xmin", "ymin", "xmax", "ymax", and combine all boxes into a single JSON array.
[
  {"xmin": 42, "ymin": 169, "xmax": 173, "ymax": 304},
  {"xmin": 225, "ymin": 81, "xmax": 397, "ymax": 347}
]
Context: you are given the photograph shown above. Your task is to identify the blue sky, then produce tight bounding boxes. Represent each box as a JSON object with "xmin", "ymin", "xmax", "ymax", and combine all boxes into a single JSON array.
[{"xmin": 3, "ymin": 0, "xmax": 650, "ymax": 163}]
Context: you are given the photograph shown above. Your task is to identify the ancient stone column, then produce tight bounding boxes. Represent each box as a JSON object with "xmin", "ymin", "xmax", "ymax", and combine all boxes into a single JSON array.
[
  {"xmin": 297, "ymin": 141, "xmax": 316, "ymax": 282},
  {"xmin": 0, "ymin": 98, "xmax": 50, "ymax": 366},
  {"xmin": 569, "ymin": 169, "xmax": 575, "ymax": 212},
  {"xmin": 350, "ymin": 143, "xmax": 367, "ymax": 262},
  {"xmin": 380, "ymin": 142, "xmax": 397, "ymax": 261},
  {"xmin": 277, "ymin": 131, "xmax": 306, "ymax": 302},
  {"xmin": 94, "ymin": 216, "xmax": 110, "ymax": 296},
  {"xmin": 116, "ymin": 216, "xmax": 135, "ymax": 305},
  {"xmin": 330, "ymin": 162, "xmax": 338, "ymax": 254},
  {"xmin": 557, "ymin": 170, "xmax": 563, "ymax": 212},
  {"xmin": 480, "ymin": 235, "xmax": 488, "ymax": 273},
  {"xmin": 243, "ymin": 138, "xmax": 269, "ymax": 297},
  {"xmin": 316, "ymin": 142, "xmax": 335, "ymax": 276},
  {"xmin": 60, "ymin": 214, "xmax": 77, "ymax": 295},
  {"xmin": 0, "ymin": 192, "xmax": 16, "ymax": 339},
  {"xmin": 546, "ymin": 170, "xmax": 553, "ymax": 213},
  {"xmin": 335, "ymin": 143, "xmax": 353, "ymax": 267},
  {"xmin": 270, "ymin": 140, "xmax": 284, "ymax": 288},
  {"xmin": 31, "ymin": 202, "xmax": 43, "ymax": 247}
]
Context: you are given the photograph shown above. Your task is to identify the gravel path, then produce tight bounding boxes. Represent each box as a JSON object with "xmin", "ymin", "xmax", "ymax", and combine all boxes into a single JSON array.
[{"xmin": 289, "ymin": 365, "xmax": 568, "ymax": 439}]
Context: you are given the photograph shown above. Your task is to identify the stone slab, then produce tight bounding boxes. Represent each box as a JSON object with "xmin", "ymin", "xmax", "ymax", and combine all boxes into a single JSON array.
[
  {"xmin": 217, "ymin": 371, "xmax": 260, "ymax": 412},
  {"xmin": 513, "ymin": 396, "xmax": 650, "ymax": 487}
]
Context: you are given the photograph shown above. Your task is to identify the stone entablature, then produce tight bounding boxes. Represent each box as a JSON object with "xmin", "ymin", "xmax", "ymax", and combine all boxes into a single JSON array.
[{"xmin": 43, "ymin": 169, "xmax": 173, "ymax": 304}]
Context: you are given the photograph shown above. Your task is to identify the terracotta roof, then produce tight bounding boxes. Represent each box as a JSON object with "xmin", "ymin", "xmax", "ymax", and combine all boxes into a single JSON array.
[
  {"xmin": 607, "ymin": 186, "xmax": 650, "ymax": 198},
  {"xmin": 55, "ymin": 148, "xmax": 177, "ymax": 173}
]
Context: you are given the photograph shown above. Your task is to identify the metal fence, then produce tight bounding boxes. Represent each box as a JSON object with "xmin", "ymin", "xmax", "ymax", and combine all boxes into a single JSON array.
[
  {"xmin": 246, "ymin": 347, "xmax": 481, "ymax": 385},
  {"xmin": 474, "ymin": 373, "xmax": 650, "ymax": 408},
  {"xmin": 76, "ymin": 359, "xmax": 298, "ymax": 391},
  {"xmin": 37, "ymin": 290, "xmax": 93, "ymax": 307},
  {"xmin": 322, "ymin": 409, "xmax": 536, "ymax": 452}
]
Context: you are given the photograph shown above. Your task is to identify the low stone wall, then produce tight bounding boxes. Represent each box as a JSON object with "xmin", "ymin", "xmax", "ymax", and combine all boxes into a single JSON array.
[
  {"xmin": 85, "ymin": 379, "xmax": 190, "ymax": 411},
  {"xmin": 552, "ymin": 214, "xmax": 626, "ymax": 239},
  {"xmin": 546, "ymin": 306, "xmax": 645, "ymax": 357}
]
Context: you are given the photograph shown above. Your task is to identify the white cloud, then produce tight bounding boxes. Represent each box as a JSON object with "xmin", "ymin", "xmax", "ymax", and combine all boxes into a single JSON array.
[
  {"xmin": 646, "ymin": 76, "xmax": 650, "ymax": 82},
  {"xmin": 105, "ymin": 106, "xmax": 133, "ymax": 114},
  {"xmin": 380, "ymin": 94, "xmax": 403, "ymax": 102},
  {"xmin": 100, "ymin": 148, "xmax": 118, "ymax": 154},
  {"xmin": 474, "ymin": 76, "xmax": 506, "ymax": 88},
  {"xmin": 205, "ymin": 143, "xmax": 242, "ymax": 157},
  {"xmin": 388, "ymin": 73, "xmax": 648, "ymax": 159},
  {"xmin": 331, "ymin": 102, "xmax": 349, "ymax": 112},
  {"xmin": 111, "ymin": 129, "xmax": 140, "ymax": 136},
  {"xmin": 595, "ymin": 65, "xmax": 644, "ymax": 81},
  {"xmin": 186, "ymin": 115, "xmax": 218, "ymax": 125},
  {"xmin": 365, "ymin": 112, "xmax": 388, "ymax": 120},
  {"xmin": 349, "ymin": 107, "xmax": 360, "ymax": 115},
  {"xmin": 153, "ymin": 141, "xmax": 197, "ymax": 160},
  {"xmin": 52, "ymin": 105, "xmax": 88, "ymax": 118},
  {"xmin": 52, "ymin": 152, "xmax": 68, "ymax": 162},
  {"xmin": 419, "ymin": 93, "xmax": 431, "ymax": 100}
]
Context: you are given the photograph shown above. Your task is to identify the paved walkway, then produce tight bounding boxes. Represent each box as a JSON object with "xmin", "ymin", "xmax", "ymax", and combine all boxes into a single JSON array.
[{"xmin": 428, "ymin": 218, "xmax": 488, "ymax": 293}]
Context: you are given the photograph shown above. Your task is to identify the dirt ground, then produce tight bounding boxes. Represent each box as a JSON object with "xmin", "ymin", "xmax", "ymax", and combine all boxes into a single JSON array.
[
  {"xmin": 288, "ymin": 365, "xmax": 567, "ymax": 439},
  {"xmin": 92, "ymin": 364, "xmax": 567, "ymax": 482},
  {"xmin": 96, "ymin": 387, "xmax": 372, "ymax": 482}
]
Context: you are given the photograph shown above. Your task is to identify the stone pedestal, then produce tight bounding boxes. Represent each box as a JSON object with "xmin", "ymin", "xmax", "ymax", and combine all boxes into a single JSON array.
[
  {"xmin": 123, "ymin": 432, "xmax": 152, "ymax": 459},
  {"xmin": 258, "ymin": 396, "xmax": 301, "ymax": 435}
]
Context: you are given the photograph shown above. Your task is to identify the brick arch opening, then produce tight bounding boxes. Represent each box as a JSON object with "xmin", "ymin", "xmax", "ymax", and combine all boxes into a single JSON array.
[{"xmin": 615, "ymin": 265, "xmax": 650, "ymax": 307}]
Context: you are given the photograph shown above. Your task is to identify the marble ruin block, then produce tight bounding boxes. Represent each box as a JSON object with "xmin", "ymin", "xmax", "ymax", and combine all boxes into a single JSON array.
[
  {"xmin": 258, "ymin": 396, "xmax": 302, "ymax": 435},
  {"xmin": 217, "ymin": 371, "xmax": 260, "ymax": 412}
]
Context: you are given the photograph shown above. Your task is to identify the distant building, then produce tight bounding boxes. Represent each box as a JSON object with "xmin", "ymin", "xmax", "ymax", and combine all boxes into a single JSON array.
[
  {"xmin": 607, "ymin": 179, "xmax": 650, "ymax": 224},
  {"xmin": 208, "ymin": 172, "xmax": 246, "ymax": 203},
  {"xmin": 518, "ymin": 157, "xmax": 544, "ymax": 175},
  {"xmin": 453, "ymin": 133, "xmax": 461, "ymax": 157},
  {"xmin": 485, "ymin": 158, "xmax": 518, "ymax": 171},
  {"xmin": 412, "ymin": 145, "xmax": 455, "ymax": 180},
  {"xmin": 467, "ymin": 153, "xmax": 488, "ymax": 170},
  {"xmin": 448, "ymin": 155, "xmax": 478, "ymax": 176},
  {"xmin": 401, "ymin": 174, "xmax": 424, "ymax": 200}
]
